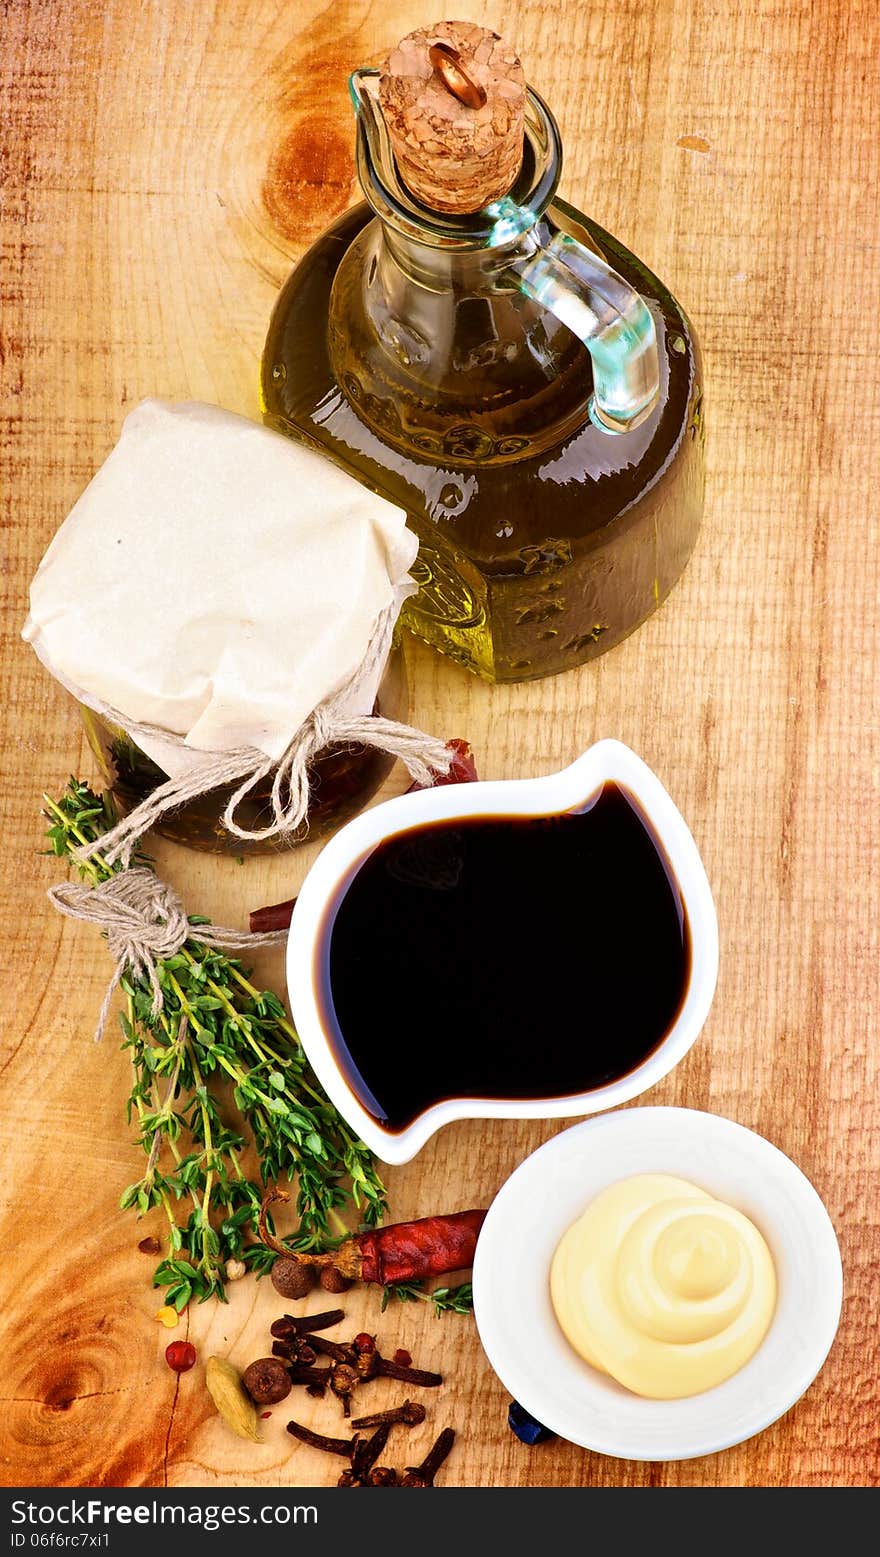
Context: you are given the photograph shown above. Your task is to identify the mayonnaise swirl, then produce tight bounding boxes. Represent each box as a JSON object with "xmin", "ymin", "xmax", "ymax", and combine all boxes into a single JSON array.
[{"xmin": 550, "ymin": 1174, "xmax": 776, "ymax": 1398}]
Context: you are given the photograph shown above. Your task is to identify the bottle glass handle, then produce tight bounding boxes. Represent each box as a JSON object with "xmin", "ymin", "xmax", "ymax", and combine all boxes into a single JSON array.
[{"xmin": 506, "ymin": 225, "xmax": 660, "ymax": 433}]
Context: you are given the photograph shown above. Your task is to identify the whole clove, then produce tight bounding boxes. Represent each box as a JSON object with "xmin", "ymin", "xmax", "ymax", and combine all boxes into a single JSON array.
[
  {"xmin": 287, "ymin": 1363, "xmax": 332, "ymax": 1390},
  {"xmin": 375, "ymin": 1356, "xmax": 442, "ymax": 1387},
  {"xmin": 270, "ymin": 1337, "xmax": 316, "ymax": 1366},
  {"xmin": 330, "ymin": 1362, "xmax": 360, "ymax": 1416},
  {"xmin": 302, "ymin": 1333, "xmax": 355, "ymax": 1363},
  {"xmin": 350, "ymin": 1401, "xmax": 426, "ymax": 1430},
  {"xmin": 365, "ymin": 1466, "xmax": 399, "ymax": 1486},
  {"xmin": 357, "ymin": 1338, "xmax": 442, "ymax": 1388},
  {"xmin": 270, "ymin": 1309, "xmax": 345, "ymax": 1337},
  {"xmin": 338, "ymin": 1423, "xmax": 392, "ymax": 1487},
  {"xmin": 401, "ymin": 1427, "xmax": 456, "ymax": 1488},
  {"xmin": 285, "ymin": 1419, "xmax": 356, "ymax": 1458}
]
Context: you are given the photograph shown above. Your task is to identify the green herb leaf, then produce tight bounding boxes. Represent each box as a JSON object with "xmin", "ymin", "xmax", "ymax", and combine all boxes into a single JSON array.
[
  {"xmin": 381, "ymin": 1279, "xmax": 474, "ymax": 1317},
  {"xmin": 43, "ymin": 779, "xmax": 388, "ymax": 1307}
]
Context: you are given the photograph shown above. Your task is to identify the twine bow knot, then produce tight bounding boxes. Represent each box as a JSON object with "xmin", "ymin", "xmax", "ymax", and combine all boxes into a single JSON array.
[
  {"xmin": 65, "ymin": 606, "xmax": 452, "ymax": 869},
  {"xmin": 48, "ymin": 868, "xmax": 286, "ymax": 1041}
]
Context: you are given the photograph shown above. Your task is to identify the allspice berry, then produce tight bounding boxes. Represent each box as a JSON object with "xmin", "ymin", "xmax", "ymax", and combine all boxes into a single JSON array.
[
  {"xmin": 242, "ymin": 1357, "xmax": 292, "ymax": 1406},
  {"xmin": 271, "ymin": 1256, "xmax": 315, "ymax": 1300},
  {"xmin": 319, "ymin": 1266, "xmax": 352, "ymax": 1294}
]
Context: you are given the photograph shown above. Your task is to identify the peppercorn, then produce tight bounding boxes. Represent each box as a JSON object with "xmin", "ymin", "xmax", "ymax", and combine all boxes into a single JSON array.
[
  {"xmin": 165, "ymin": 1340, "xmax": 196, "ymax": 1374},
  {"xmin": 319, "ymin": 1267, "xmax": 351, "ymax": 1294},
  {"xmin": 242, "ymin": 1357, "xmax": 292, "ymax": 1405},
  {"xmin": 271, "ymin": 1256, "xmax": 315, "ymax": 1300}
]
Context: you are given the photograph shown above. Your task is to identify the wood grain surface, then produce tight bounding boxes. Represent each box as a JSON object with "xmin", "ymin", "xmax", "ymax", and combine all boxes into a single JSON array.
[{"xmin": 1, "ymin": 0, "xmax": 878, "ymax": 1489}]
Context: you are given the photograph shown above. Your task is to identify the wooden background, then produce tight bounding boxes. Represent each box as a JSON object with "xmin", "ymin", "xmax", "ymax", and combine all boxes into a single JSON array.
[{"xmin": 1, "ymin": 0, "xmax": 878, "ymax": 1489}]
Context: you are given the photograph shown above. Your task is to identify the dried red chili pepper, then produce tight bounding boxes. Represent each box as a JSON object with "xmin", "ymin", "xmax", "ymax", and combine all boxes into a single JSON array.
[
  {"xmin": 260, "ymin": 1192, "xmax": 486, "ymax": 1286},
  {"xmin": 248, "ymin": 895, "xmax": 298, "ymax": 934},
  {"xmin": 406, "ymin": 738, "xmax": 479, "ymax": 792}
]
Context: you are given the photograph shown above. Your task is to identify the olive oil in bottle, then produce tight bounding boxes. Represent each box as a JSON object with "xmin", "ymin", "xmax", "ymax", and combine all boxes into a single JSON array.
[{"xmin": 263, "ymin": 24, "xmax": 704, "ymax": 682}]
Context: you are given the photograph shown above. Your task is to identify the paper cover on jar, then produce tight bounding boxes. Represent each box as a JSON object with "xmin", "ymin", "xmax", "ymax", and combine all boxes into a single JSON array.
[{"xmin": 23, "ymin": 400, "xmax": 418, "ymax": 778}]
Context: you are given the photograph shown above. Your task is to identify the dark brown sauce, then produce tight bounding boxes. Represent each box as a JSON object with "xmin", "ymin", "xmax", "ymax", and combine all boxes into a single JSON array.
[{"xmin": 316, "ymin": 781, "xmax": 691, "ymax": 1132}]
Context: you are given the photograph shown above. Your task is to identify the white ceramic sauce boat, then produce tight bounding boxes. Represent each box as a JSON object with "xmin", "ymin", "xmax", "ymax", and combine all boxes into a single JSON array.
[{"xmin": 285, "ymin": 739, "xmax": 719, "ymax": 1164}]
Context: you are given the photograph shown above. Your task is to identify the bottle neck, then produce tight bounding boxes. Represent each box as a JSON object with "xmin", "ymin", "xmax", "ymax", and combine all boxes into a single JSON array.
[
  {"xmin": 380, "ymin": 222, "xmax": 531, "ymax": 292},
  {"xmin": 351, "ymin": 69, "xmax": 562, "ymax": 255},
  {"xmin": 349, "ymin": 71, "xmax": 660, "ymax": 433}
]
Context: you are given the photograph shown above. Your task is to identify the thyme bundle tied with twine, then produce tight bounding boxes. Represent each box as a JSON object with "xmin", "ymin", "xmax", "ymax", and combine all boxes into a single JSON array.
[{"xmin": 43, "ymin": 779, "xmax": 387, "ymax": 1304}]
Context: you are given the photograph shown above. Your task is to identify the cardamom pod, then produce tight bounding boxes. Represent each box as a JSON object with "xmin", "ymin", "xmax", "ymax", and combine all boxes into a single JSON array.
[{"xmin": 205, "ymin": 1355, "xmax": 262, "ymax": 1442}]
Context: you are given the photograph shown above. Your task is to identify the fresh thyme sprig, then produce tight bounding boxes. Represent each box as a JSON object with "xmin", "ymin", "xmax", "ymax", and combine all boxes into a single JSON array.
[
  {"xmin": 381, "ymin": 1280, "xmax": 474, "ymax": 1317},
  {"xmin": 43, "ymin": 778, "xmax": 387, "ymax": 1305}
]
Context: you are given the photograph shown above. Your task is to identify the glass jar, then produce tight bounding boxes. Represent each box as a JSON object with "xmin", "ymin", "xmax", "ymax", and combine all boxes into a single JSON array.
[
  {"xmin": 262, "ymin": 71, "xmax": 704, "ymax": 683},
  {"xmin": 80, "ymin": 645, "xmax": 407, "ymax": 855}
]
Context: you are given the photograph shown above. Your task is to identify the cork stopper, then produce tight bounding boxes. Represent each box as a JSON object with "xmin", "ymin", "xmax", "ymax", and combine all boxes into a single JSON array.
[{"xmin": 379, "ymin": 20, "xmax": 526, "ymax": 216}]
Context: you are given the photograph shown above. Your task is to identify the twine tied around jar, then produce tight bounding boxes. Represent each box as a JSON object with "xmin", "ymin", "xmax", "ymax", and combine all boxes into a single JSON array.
[
  {"xmin": 69, "ymin": 605, "xmax": 452, "ymax": 869},
  {"xmin": 45, "ymin": 606, "xmax": 453, "ymax": 1040}
]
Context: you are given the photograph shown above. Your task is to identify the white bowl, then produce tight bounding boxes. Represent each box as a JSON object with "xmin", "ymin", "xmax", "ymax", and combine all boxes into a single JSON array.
[
  {"xmin": 286, "ymin": 739, "xmax": 718, "ymax": 1164},
  {"xmin": 472, "ymin": 1107, "xmax": 843, "ymax": 1461}
]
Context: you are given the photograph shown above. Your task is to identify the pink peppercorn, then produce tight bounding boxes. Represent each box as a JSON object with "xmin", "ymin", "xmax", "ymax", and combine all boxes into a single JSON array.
[{"xmin": 165, "ymin": 1340, "xmax": 197, "ymax": 1373}]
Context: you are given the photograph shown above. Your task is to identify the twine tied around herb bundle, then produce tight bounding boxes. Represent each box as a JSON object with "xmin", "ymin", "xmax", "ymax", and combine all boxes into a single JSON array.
[
  {"xmin": 68, "ymin": 604, "xmax": 452, "ymax": 869},
  {"xmin": 49, "ymin": 868, "xmax": 289, "ymax": 1042}
]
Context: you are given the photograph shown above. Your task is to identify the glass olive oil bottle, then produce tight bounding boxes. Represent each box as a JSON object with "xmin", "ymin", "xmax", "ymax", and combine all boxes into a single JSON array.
[{"xmin": 262, "ymin": 31, "xmax": 704, "ymax": 682}]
